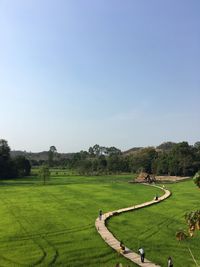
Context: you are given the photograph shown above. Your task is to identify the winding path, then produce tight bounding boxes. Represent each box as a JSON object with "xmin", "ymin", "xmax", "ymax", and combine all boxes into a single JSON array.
[{"xmin": 95, "ymin": 184, "xmax": 171, "ymax": 267}]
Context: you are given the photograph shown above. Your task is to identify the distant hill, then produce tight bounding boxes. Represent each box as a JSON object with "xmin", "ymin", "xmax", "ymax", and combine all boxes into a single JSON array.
[
  {"xmin": 123, "ymin": 142, "xmax": 178, "ymax": 156},
  {"xmin": 156, "ymin": 142, "xmax": 177, "ymax": 151},
  {"xmin": 123, "ymin": 147, "xmax": 143, "ymax": 155},
  {"xmin": 10, "ymin": 141, "xmax": 178, "ymax": 162},
  {"xmin": 10, "ymin": 150, "xmax": 74, "ymax": 162}
]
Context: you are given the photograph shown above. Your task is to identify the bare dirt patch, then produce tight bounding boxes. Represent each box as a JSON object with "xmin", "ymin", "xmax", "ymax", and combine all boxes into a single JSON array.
[{"xmin": 155, "ymin": 176, "xmax": 191, "ymax": 182}]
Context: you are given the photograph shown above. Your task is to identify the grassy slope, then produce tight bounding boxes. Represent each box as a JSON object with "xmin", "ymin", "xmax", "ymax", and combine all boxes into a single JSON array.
[
  {"xmin": 0, "ymin": 175, "xmax": 162, "ymax": 267},
  {"xmin": 108, "ymin": 180, "xmax": 200, "ymax": 267}
]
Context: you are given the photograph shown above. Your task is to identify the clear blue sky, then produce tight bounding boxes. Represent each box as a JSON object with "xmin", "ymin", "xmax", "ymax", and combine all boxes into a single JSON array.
[{"xmin": 0, "ymin": 0, "xmax": 199, "ymax": 152}]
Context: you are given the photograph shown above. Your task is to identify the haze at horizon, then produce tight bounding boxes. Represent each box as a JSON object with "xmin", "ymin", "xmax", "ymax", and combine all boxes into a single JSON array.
[{"xmin": 0, "ymin": 0, "xmax": 199, "ymax": 153}]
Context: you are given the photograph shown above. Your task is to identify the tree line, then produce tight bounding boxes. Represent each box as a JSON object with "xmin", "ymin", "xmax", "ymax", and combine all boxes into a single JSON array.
[
  {"xmin": 1, "ymin": 139, "xmax": 200, "ymax": 178},
  {"xmin": 52, "ymin": 142, "xmax": 200, "ymax": 176},
  {"xmin": 0, "ymin": 139, "xmax": 31, "ymax": 179}
]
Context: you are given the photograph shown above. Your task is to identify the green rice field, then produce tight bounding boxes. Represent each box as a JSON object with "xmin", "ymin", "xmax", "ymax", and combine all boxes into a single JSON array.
[
  {"xmin": 108, "ymin": 179, "xmax": 200, "ymax": 267},
  {"xmin": 0, "ymin": 174, "xmax": 199, "ymax": 266}
]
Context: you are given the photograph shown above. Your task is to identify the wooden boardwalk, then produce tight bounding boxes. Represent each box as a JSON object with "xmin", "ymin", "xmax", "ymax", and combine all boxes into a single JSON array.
[{"xmin": 95, "ymin": 184, "xmax": 171, "ymax": 267}]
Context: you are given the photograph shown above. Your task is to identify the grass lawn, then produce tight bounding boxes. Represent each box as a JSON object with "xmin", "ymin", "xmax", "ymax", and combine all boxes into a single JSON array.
[
  {"xmin": 0, "ymin": 174, "xmax": 163, "ymax": 267},
  {"xmin": 108, "ymin": 179, "xmax": 200, "ymax": 267}
]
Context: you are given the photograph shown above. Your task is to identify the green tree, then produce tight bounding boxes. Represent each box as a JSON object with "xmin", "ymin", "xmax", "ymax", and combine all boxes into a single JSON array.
[
  {"xmin": 107, "ymin": 154, "xmax": 123, "ymax": 173},
  {"xmin": 88, "ymin": 147, "xmax": 94, "ymax": 157},
  {"xmin": 48, "ymin": 146, "xmax": 57, "ymax": 167},
  {"xmin": 156, "ymin": 141, "xmax": 176, "ymax": 151},
  {"xmin": 194, "ymin": 141, "xmax": 200, "ymax": 150},
  {"xmin": 129, "ymin": 147, "xmax": 157, "ymax": 173},
  {"xmin": 0, "ymin": 139, "xmax": 10, "ymax": 159},
  {"xmin": 77, "ymin": 159, "xmax": 92, "ymax": 175},
  {"xmin": 193, "ymin": 142, "xmax": 200, "ymax": 171},
  {"xmin": 14, "ymin": 156, "xmax": 31, "ymax": 176},
  {"xmin": 79, "ymin": 150, "xmax": 89, "ymax": 159},
  {"xmin": 169, "ymin": 142, "xmax": 196, "ymax": 176},
  {"xmin": 193, "ymin": 171, "xmax": 200, "ymax": 188},
  {"xmin": 92, "ymin": 144, "xmax": 101, "ymax": 156},
  {"xmin": 168, "ymin": 155, "xmax": 180, "ymax": 176},
  {"xmin": 98, "ymin": 155, "xmax": 107, "ymax": 171},
  {"xmin": 153, "ymin": 152, "xmax": 169, "ymax": 175},
  {"xmin": 39, "ymin": 165, "xmax": 50, "ymax": 185},
  {"xmin": 0, "ymin": 139, "xmax": 32, "ymax": 179},
  {"xmin": 0, "ymin": 139, "xmax": 17, "ymax": 179},
  {"xmin": 107, "ymin": 146, "xmax": 121, "ymax": 156}
]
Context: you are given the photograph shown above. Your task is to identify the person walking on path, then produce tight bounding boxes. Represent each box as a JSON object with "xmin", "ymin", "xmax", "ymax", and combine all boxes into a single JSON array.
[
  {"xmin": 99, "ymin": 210, "xmax": 102, "ymax": 220},
  {"xmin": 138, "ymin": 247, "xmax": 145, "ymax": 263},
  {"xmin": 120, "ymin": 241, "xmax": 125, "ymax": 253},
  {"xmin": 168, "ymin": 256, "xmax": 173, "ymax": 267}
]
